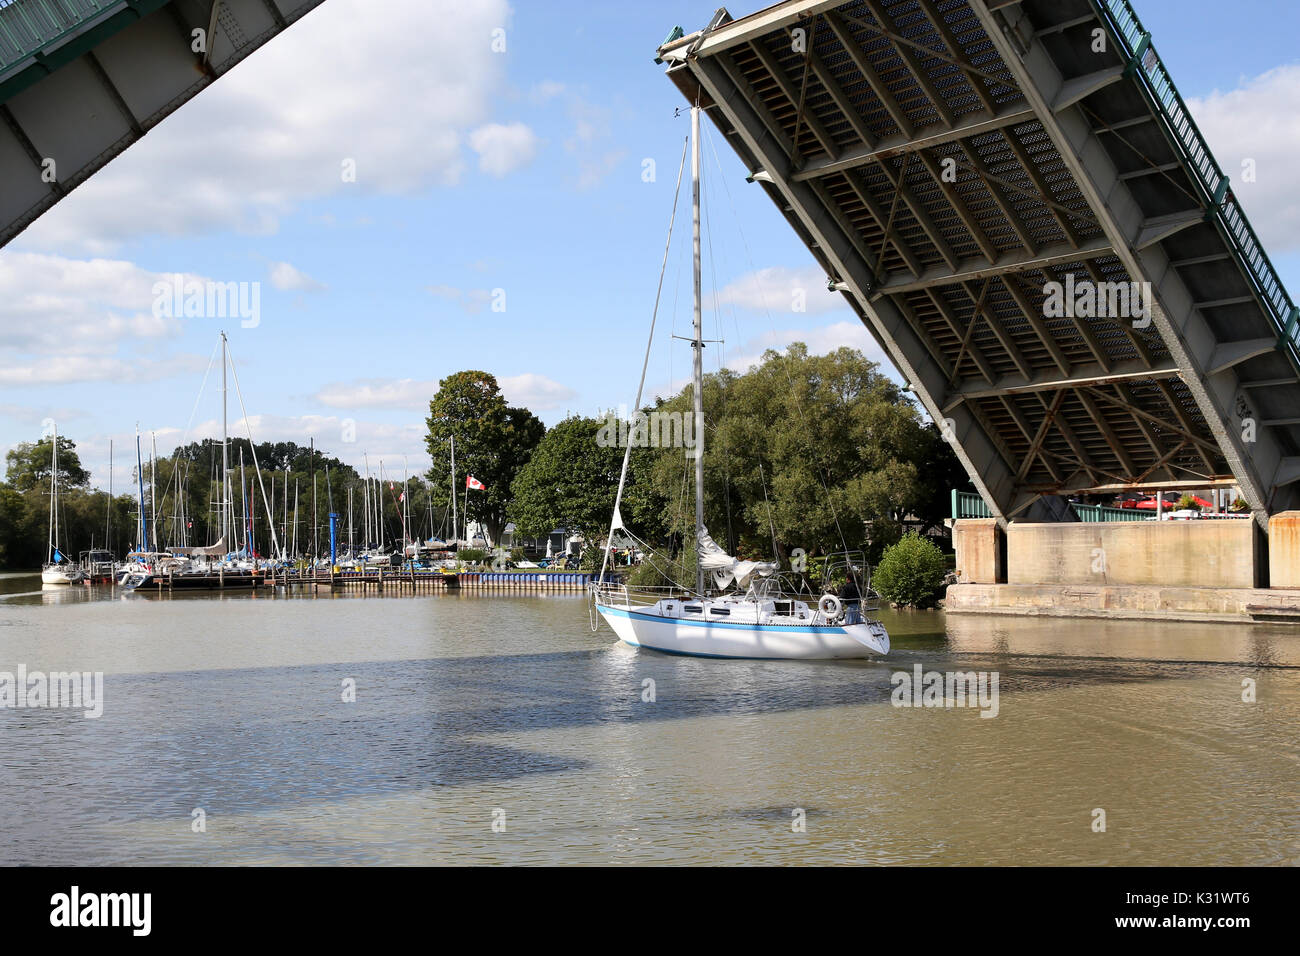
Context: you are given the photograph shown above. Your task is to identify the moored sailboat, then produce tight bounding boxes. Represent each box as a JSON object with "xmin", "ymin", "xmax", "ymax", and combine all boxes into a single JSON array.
[{"xmin": 40, "ymin": 422, "xmax": 86, "ymax": 585}]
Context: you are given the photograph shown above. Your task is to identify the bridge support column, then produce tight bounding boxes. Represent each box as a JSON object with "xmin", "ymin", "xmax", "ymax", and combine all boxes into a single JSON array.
[
  {"xmin": 1267, "ymin": 513, "xmax": 1300, "ymax": 588},
  {"xmin": 954, "ymin": 519, "xmax": 1005, "ymax": 584}
]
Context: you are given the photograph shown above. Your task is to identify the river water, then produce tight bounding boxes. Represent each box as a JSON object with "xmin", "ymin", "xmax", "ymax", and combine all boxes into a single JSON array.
[{"xmin": 0, "ymin": 572, "xmax": 1296, "ymax": 865}]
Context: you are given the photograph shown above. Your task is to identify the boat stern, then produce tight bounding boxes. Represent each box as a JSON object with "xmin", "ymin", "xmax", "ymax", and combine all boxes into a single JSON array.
[{"xmin": 844, "ymin": 620, "xmax": 890, "ymax": 656}]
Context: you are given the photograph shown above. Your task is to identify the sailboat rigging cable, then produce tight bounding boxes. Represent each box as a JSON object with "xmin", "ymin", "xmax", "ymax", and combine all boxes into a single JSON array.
[
  {"xmin": 224, "ymin": 339, "xmax": 283, "ymax": 559},
  {"xmin": 597, "ymin": 133, "xmax": 690, "ymax": 585}
]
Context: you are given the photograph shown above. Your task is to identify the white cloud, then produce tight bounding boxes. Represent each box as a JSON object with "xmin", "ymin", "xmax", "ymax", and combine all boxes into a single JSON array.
[
  {"xmin": 1189, "ymin": 65, "xmax": 1300, "ymax": 251},
  {"xmin": 315, "ymin": 378, "xmax": 436, "ymax": 410},
  {"xmin": 715, "ymin": 265, "xmax": 845, "ymax": 315},
  {"xmin": 529, "ymin": 80, "xmax": 566, "ymax": 103},
  {"xmin": 314, "ymin": 372, "xmax": 576, "ymax": 413},
  {"xmin": 15, "ymin": 0, "xmax": 513, "ymax": 253},
  {"xmin": 563, "ymin": 96, "xmax": 625, "ymax": 190},
  {"xmin": 269, "ymin": 261, "xmax": 325, "ymax": 292},
  {"xmin": 0, "ymin": 252, "xmax": 191, "ymax": 354},
  {"xmin": 468, "ymin": 122, "xmax": 539, "ymax": 177},
  {"xmin": 498, "ymin": 373, "xmax": 576, "ymax": 411},
  {"xmin": 646, "ymin": 317, "xmax": 895, "ymax": 402},
  {"xmin": 424, "ymin": 284, "xmax": 496, "ymax": 314},
  {"xmin": 0, "ymin": 353, "xmax": 206, "ymax": 386}
]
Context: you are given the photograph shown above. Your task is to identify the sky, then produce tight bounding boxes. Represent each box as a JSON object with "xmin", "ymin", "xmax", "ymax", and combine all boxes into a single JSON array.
[{"xmin": 1, "ymin": 0, "xmax": 1298, "ymax": 492}]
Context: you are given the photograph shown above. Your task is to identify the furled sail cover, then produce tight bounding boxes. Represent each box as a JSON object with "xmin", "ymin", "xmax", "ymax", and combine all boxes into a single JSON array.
[{"xmin": 697, "ymin": 526, "xmax": 777, "ymax": 590}]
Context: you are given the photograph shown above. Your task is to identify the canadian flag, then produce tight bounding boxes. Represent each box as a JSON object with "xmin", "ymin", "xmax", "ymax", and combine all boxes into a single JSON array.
[{"xmin": 466, "ymin": 475, "xmax": 486, "ymax": 490}]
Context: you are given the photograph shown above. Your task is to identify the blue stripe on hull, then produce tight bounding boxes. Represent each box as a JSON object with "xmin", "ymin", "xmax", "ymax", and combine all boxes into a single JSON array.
[{"xmin": 596, "ymin": 602, "xmax": 851, "ymax": 636}]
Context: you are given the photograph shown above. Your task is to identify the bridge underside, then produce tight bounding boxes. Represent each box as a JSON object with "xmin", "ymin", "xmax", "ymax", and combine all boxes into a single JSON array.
[
  {"xmin": 659, "ymin": 0, "xmax": 1300, "ymax": 525},
  {"xmin": 0, "ymin": 0, "xmax": 323, "ymax": 248}
]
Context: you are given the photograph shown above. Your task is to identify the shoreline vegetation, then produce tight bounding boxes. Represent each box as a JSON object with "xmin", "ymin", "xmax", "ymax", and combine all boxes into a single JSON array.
[{"xmin": 2, "ymin": 344, "xmax": 968, "ymax": 604}]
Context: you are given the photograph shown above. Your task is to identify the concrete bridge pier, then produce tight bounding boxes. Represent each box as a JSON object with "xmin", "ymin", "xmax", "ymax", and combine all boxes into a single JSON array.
[{"xmin": 950, "ymin": 513, "xmax": 1300, "ymax": 622}]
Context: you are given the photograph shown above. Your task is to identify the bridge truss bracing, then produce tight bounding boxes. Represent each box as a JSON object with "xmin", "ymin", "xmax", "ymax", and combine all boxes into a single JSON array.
[
  {"xmin": 0, "ymin": 0, "xmax": 324, "ymax": 248},
  {"xmin": 658, "ymin": 0, "xmax": 1300, "ymax": 527}
]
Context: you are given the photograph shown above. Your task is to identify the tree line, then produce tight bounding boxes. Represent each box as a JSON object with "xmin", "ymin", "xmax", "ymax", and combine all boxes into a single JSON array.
[
  {"xmin": 0, "ymin": 344, "xmax": 969, "ymax": 570},
  {"xmin": 436, "ymin": 344, "xmax": 968, "ymax": 566}
]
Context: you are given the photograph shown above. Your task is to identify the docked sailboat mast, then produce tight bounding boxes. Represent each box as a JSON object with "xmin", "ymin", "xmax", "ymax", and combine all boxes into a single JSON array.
[
  {"xmin": 47, "ymin": 421, "xmax": 58, "ymax": 561},
  {"xmin": 690, "ymin": 104, "xmax": 706, "ymax": 597},
  {"xmin": 150, "ymin": 432, "xmax": 158, "ymax": 555},
  {"xmin": 220, "ymin": 331, "xmax": 231, "ymax": 550},
  {"xmin": 105, "ymin": 439, "xmax": 113, "ymax": 555},
  {"xmin": 135, "ymin": 426, "xmax": 148, "ymax": 552}
]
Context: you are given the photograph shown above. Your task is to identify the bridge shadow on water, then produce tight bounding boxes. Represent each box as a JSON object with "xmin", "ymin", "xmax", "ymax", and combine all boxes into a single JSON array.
[{"xmin": 0, "ymin": 641, "xmax": 1246, "ymax": 827}]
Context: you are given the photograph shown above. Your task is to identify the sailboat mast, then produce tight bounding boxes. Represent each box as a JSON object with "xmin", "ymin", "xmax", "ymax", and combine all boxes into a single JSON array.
[
  {"xmin": 690, "ymin": 105, "xmax": 706, "ymax": 597},
  {"xmin": 48, "ymin": 421, "xmax": 57, "ymax": 561},
  {"xmin": 106, "ymin": 439, "xmax": 113, "ymax": 556},
  {"xmin": 449, "ymin": 437, "xmax": 457, "ymax": 544},
  {"xmin": 150, "ymin": 432, "xmax": 158, "ymax": 552},
  {"xmin": 221, "ymin": 331, "xmax": 230, "ymax": 549},
  {"xmin": 310, "ymin": 437, "xmax": 317, "ymax": 560},
  {"xmin": 135, "ymin": 426, "xmax": 148, "ymax": 553},
  {"xmin": 239, "ymin": 447, "xmax": 247, "ymax": 553}
]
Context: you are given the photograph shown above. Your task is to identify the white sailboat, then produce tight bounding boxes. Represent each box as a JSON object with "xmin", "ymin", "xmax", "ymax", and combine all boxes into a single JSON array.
[
  {"xmin": 41, "ymin": 422, "xmax": 86, "ymax": 585},
  {"xmin": 590, "ymin": 107, "xmax": 888, "ymax": 660}
]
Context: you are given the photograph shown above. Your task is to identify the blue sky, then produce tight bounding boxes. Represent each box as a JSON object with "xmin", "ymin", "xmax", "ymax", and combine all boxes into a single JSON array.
[{"xmin": 2, "ymin": 0, "xmax": 1299, "ymax": 490}]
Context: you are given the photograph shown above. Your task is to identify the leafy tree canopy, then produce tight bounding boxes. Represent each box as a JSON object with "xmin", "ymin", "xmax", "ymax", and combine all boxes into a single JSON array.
[
  {"xmin": 425, "ymin": 370, "xmax": 544, "ymax": 544},
  {"xmin": 5, "ymin": 436, "xmax": 90, "ymax": 492},
  {"xmin": 509, "ymin": 416, "xmax": 657, "ymax": 544},
  {"xmin": 638, "ymin": 343, "xmax": 966, "ymax": 564}
]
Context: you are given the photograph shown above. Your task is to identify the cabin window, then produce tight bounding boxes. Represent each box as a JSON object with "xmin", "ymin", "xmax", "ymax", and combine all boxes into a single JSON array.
[
  {"xmin": 684, "ymin": 605, "xmax": 702, "ymax": 614},
  {"xmin": 710, "ymin": 607, "xmax": 731, "ymax": 616},
  {"xmin": 773, "ymin": 601, "xmax": 792, "ymax": 615}
]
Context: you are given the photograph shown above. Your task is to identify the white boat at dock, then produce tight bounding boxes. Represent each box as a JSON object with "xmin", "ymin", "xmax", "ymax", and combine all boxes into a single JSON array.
[{"xmin": 40, "ymin": 421, "xmax": 86, "ymax": 586}]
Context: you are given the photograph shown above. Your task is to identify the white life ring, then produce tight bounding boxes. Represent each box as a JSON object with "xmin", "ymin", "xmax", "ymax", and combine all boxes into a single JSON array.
[{"xmin": 819, "ymin": 594, "xmax": 842, "ymax": 621}]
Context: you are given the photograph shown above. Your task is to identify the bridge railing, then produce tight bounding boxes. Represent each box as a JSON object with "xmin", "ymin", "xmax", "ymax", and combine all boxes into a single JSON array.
[
  {"xmin": 952, "ymin": 490, "xmax": 993, "ymax": 519},
  {"xmin": 952, "ymin": 490, "xmax": 1147, "ymax": 522},
  {"xmin": 1094, "ymin": 0, "xmax": 1300, "ymax": 370},
  {"xmin": 1069, "ymin": 502, "xmax": 1146, "ymax": 522},
  {"xmin": 0, "ymin": 0, "xmax": 110, "ymax": 77}
]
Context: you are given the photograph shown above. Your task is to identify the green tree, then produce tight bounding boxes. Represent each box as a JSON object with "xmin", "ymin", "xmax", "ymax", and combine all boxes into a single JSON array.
[
  {"xmin": 638, "ymin": 343, "xmax": 959, "ymax": 565},
  {"xmin": 5, "ymin": 436, "xmax": 91, "ymax": 492},
  {"xmin": 425, "ymin": 370, "xmax": 544, "ymax": 544},
  {"xmin": 510, "ymin": 415, "xmax": 649, "ymax": 544}
]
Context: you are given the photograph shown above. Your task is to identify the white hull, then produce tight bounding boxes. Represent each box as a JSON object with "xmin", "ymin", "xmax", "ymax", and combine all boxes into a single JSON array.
[
  {"xmin": 596, "ymin": 603, "xmax": 889, "ymax": 659},
  {"xmin": 41, "ymin": 567, "xmax": 86, "ymax": 585}
]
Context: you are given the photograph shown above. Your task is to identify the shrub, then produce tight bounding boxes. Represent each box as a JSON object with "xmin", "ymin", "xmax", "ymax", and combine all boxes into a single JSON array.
[
  {"xmin": 1176, "ymin": 494, "xmax": 1202, "ymax": 511},
  {"xmin": 457, "ymin": 548, "xmax": 488, "ymax": 564},
  {"xmin": 625, "ymin": 544, "xmax": 697, "ymax": 591},
  {"xmin": 872, "ymin": 532, "xmax": 948, "ymax": 609}
]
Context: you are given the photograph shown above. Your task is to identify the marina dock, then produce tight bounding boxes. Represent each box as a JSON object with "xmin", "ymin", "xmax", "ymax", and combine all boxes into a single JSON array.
[{"xmin": 122, "ymin": 569, "xmax": 599, "ymax": 593}]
